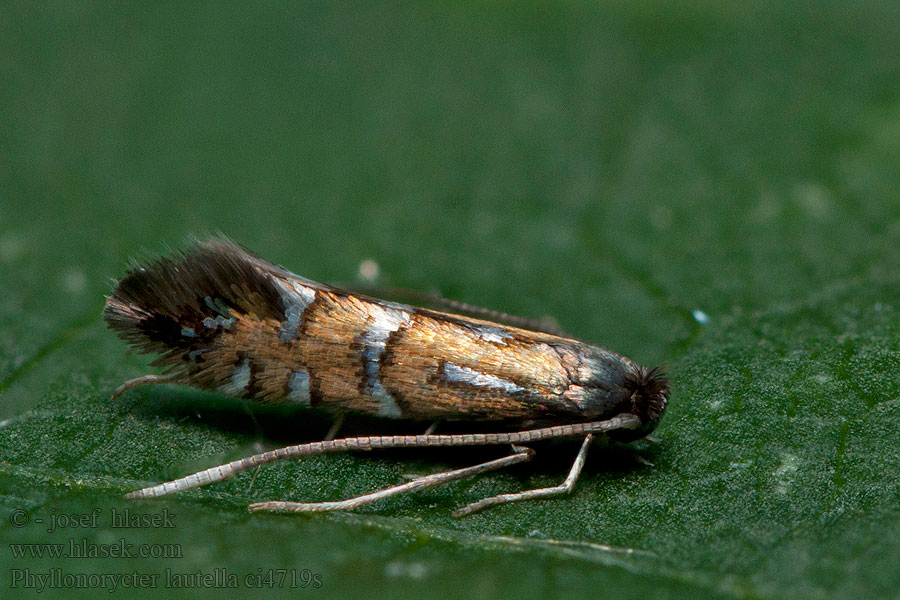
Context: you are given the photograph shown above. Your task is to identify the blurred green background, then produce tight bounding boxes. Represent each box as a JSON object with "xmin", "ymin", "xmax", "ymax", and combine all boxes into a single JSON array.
[{"xmin": 3, "ymin": 2, "xmax": 900, "ymax": 598}]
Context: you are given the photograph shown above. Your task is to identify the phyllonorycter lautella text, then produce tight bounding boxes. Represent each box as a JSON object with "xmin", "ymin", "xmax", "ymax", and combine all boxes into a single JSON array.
[{"xmin": 105, "ymin": 238, "xmax": 669, "ymax": 516}]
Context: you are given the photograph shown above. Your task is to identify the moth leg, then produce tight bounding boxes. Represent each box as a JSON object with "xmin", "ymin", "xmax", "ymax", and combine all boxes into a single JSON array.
[
  {"xmin": 633, "ymin": 455, "xmax": 655, "ymax": 467},
  {"xmin": 453, "ymin": 434, "xmax": 594, "ymax": 517},
  {"xmin": 324, "ymin": 413, "xmax": 346, "ymax": 441},
  {"xmin": 247, "ymin": 446, "xmax": 535, "ymax": 514},
  {"xmin": 400, "ymin": 422, "xmax": 442, "ymax": 480},
  {"xmin": 111, "ymin": 374, "xmax": 179, "ymax": 400}
]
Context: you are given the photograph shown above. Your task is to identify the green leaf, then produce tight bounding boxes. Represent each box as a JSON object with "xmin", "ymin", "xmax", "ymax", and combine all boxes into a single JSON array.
[{"xmin": 3, "ymin": 2, "xmax": 900, "ymax": 598}]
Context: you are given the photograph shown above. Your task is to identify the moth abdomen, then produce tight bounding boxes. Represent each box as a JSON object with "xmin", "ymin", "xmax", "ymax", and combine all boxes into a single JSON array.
[{"xmin": 104, "ymin": 240, "xmax": 300, "ymax": 404}]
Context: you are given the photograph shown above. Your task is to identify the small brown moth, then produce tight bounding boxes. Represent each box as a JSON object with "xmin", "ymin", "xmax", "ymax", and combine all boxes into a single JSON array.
[{"xmin": 105, "ymin": 238, "xmax": 669, "ymax": 516}]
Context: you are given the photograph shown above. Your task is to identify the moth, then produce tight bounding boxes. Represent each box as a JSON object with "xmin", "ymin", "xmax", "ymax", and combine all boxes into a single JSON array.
[{"xmin": 105, "ymin": 238, "xmax": 669, "ymax": 516}]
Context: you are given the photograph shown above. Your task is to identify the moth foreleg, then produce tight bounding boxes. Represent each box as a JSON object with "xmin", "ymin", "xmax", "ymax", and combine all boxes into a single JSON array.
[{"xmin": 452, "ymin": 434, "xmax": 594, "ymax": 517}]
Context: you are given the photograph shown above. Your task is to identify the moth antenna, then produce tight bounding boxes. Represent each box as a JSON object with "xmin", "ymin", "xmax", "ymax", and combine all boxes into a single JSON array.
[{"xmin": 123, "ymin": 415, "xmax": 640, "ymax": 499}]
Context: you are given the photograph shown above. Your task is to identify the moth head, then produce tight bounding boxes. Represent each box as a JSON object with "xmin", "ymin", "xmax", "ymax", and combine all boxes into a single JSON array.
[
  {"xmin": 568, "ymin": 353, "xmax": 669, "ymax": 438},
  {"xmin": 620, "ymin": 365, "xmax": 669, "ymax": 436}
]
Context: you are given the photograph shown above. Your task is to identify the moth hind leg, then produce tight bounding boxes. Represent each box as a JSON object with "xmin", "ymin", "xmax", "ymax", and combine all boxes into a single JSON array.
[
  {"xmin": 111, "ymin": 374, "xmax": 179, "ymax": 400},
  {"xmin": 247, "ymin": 446, "xmax": 535, "ymax": 514},
  {"xmin": 452, "ymin": 434, "xmax": 594, "ymax": 517}
]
